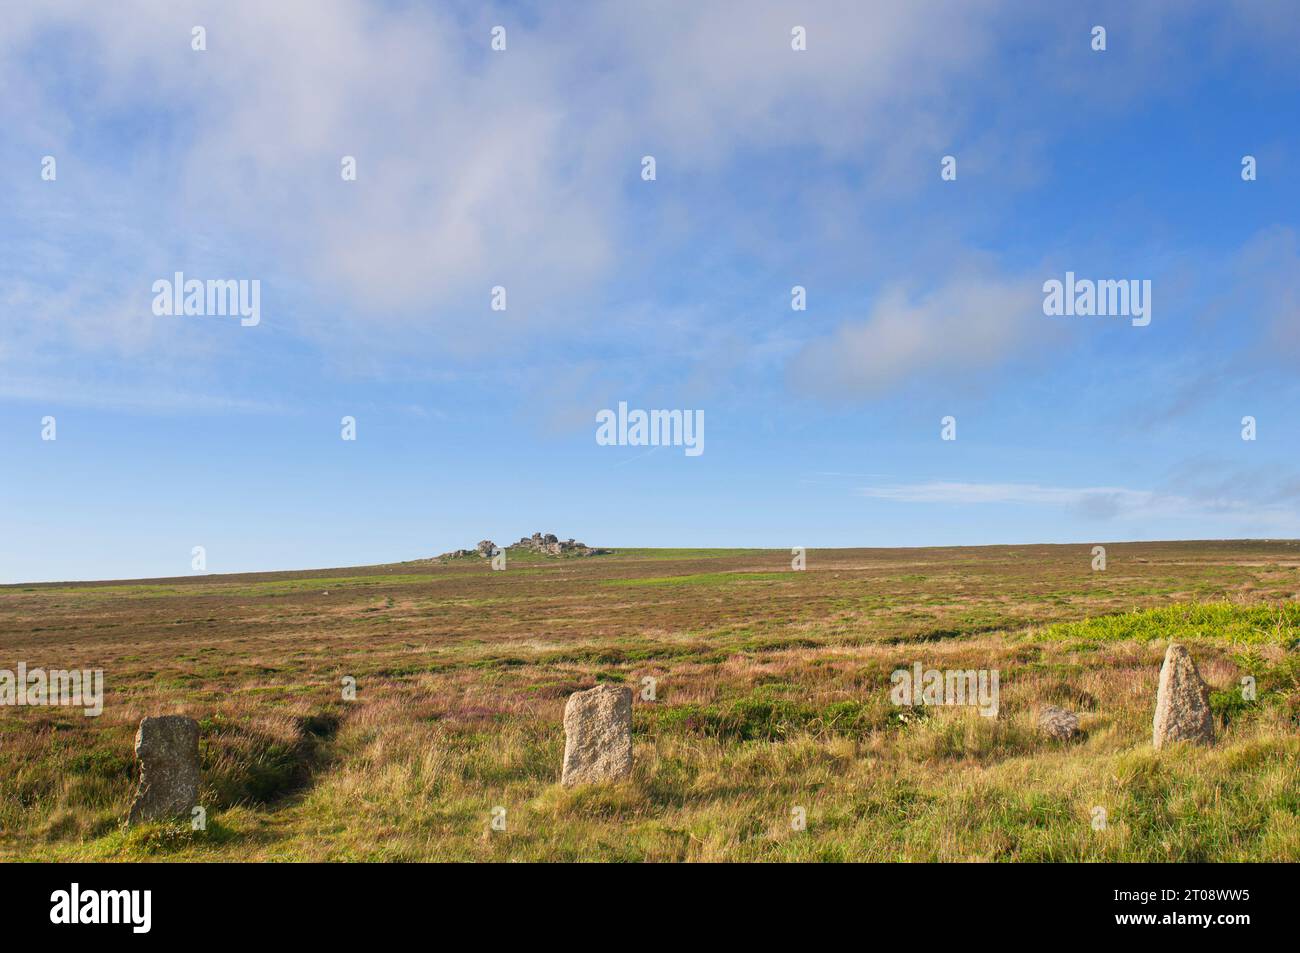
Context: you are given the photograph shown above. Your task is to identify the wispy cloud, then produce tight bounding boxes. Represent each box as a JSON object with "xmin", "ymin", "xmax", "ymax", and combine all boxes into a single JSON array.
[
  {"xmin": 859, "ymin": 479, "xmax": 1300, "ymax": 529},
  {"xmin": 787, "ymin": 270, "xmax": 1051, "ymax": 399},
  {"xmin": 4, "ymin": 1, "xmax": 1297, "ymax": 413},
  {"xmin": 0, "ymin": 375, "xmax": 289, "ymax": 415}
]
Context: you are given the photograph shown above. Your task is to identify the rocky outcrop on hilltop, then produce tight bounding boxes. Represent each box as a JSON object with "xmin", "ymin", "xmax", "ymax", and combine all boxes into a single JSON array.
[
  {"xmin": 437, "ymin": 532, "xmax": 610, "ymax": 561},
  {"xmin": 510, "ymin": 532, "xmax": 609, "ymax": 557}
]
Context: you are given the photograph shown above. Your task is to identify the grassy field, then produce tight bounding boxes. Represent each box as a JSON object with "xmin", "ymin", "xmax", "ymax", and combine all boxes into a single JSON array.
[{"xmin": 1, "ymin": 540, "xmax": 1298, "ymax": 861}]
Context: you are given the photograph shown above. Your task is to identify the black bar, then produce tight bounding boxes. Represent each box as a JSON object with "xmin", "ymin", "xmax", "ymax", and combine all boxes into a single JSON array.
[{"xmin": 1, "ymin": 862, "xmax": 1279, "ymax": 939}]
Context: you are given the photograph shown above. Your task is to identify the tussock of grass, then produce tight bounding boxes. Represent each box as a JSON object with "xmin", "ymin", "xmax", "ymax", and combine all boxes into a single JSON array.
[
  {"xmin": 646, "ymin": 692, "xmax": 888, "ymax": 742},
  {"xmin": 202, "ymin": 707, "xmax": 342, "ymax": 807}
]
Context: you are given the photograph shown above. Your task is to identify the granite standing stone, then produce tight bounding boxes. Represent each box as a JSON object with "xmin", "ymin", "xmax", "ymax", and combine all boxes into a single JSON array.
[
  {"xmin": 1153, "ymin": 643, "xmax": 1214, "ymax": 749},
  {"xmin": 128, "ymin": 715, "xmax": 200, "ymax": 824},
  {"xmin": 561, "ymin": 685, "xmax": 633, "ymax": 786}
]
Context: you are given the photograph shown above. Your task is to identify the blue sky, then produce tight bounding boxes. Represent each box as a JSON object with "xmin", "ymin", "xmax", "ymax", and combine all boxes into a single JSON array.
[{"xmin": 3, "ymin": 1, "xmax": 1300, "ymax": 582}]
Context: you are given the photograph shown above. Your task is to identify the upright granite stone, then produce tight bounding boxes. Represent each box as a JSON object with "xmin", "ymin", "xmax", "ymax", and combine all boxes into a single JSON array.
[
  {"xmin": 128, "ymin": 715, "xmax": 200, "ymax": 824},
  {"xmin": 561, "ymin": 684, "xmax": 633, "ymax": 786},
  {"xmin": 1038, "ymin": 705, "xmax": 1080, "ymax": 741},
  {"xmin": 1153, "ymin": 643, "xmax": 1214, "ymax": 749}
]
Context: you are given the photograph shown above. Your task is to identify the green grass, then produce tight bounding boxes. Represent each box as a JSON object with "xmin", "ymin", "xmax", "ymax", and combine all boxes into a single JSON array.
[{"xmin": 1035, "ymin": 600, "xmax": 1300, "ymax": 646}]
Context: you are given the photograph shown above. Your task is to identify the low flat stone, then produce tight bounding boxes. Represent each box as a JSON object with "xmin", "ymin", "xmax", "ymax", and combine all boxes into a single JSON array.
[
  {"xmin": 561, "ymin": 684, "xmax": 633, "ymax": 786},
  {"xmin": 1038, "ymin": 704, "xmax": 1080, "ymax": 740},
  {"xmin": 128, "ymin": 715, "xmax": 200, "ymax": 824},
  {"xmin": 1153, "ymin": 643, "xmax": 1214, "ymax": 749}
]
